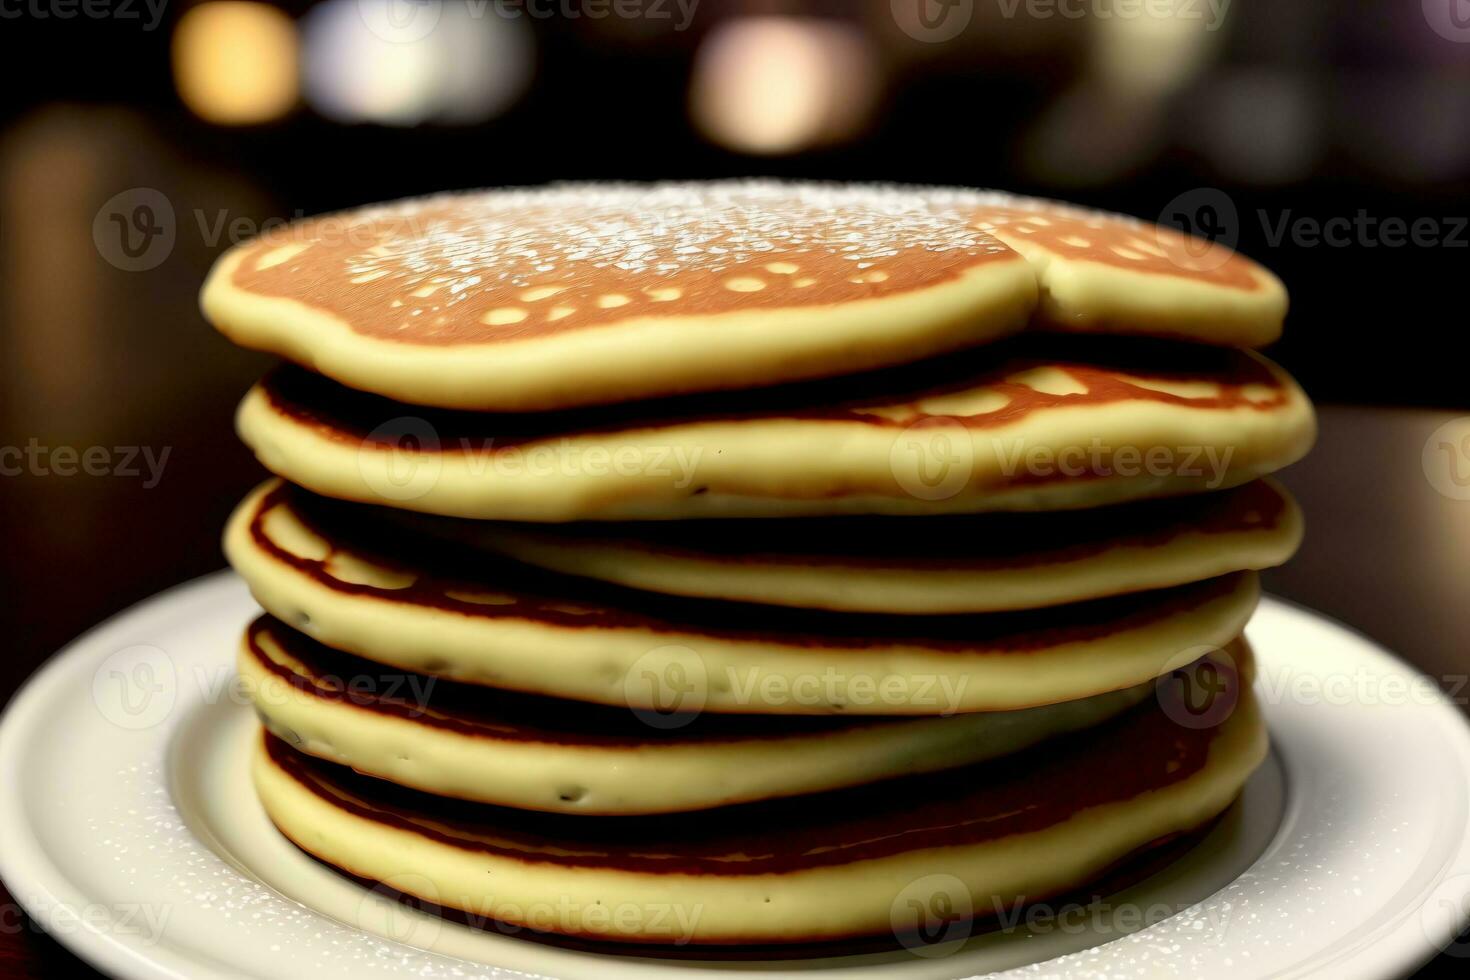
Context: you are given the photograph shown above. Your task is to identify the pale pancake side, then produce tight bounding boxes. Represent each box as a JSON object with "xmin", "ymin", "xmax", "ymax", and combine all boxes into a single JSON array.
[
  {"xmin": 237, "ymin": 337, "xmax": 1316, "ymax": 521},
  {"xmin": 202, "ymin": 184, "xmax": 1037, "ymax": 411},
  {"xmin": 251, "ymin": 685, "xmax": 1267, "ymax": 945},
  {"xmin": 457, "ymin": 479, "xmax": 1302, "ymax": 613},
  {"xmin": 242, "ymin": 616, "xmax": 1168, "ymax": 815},
  {"xmin": 972, "ymin": 197, "xmax": 1287, "ymax": 346},
  {"xmin": 223, "ymin": 480, "xmax": 1260, "ymax": 714}
]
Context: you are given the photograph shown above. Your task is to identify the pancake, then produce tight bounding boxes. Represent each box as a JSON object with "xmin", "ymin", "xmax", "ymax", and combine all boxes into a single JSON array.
[
  {"xmin": 241, "ymin": 615, "xmax": 1176, "ymax": 815},
  {"xmin": 971, "ymin": 196, "xmax": 1286, "ymax": 346},
  {"xmin": 201, "ymin": 183, "xmax": 1038, "ymax": 411},
  {"xmin": 449, "ymin": 479, "xmax": 1301, "ymax": 614},
  {"xmin": 200, "ymin": 183, "xmax": 1286, "ymax": 414},
  {"xmin": 237, "ymin": 335, "xmax": 1315, "ymax": 521},
  {"xmin": 224, "ymin": 480, "xmax": 1260, "ymax": 714},
  {"xmin": 252, "ymin": 678, "xmax": 1268, "ymax": 946}
]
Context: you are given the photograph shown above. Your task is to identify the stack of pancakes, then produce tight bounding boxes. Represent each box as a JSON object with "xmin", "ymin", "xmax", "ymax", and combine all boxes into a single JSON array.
[{"xmin": 202, "ymin": 183, "xmax": 1314, "ymax": 951}]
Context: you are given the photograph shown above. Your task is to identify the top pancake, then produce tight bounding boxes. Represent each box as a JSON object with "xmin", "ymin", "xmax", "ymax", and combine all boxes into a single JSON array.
[{"xmin": 201, "ymin": 182, "xmax": 1285, "ymax": 411}]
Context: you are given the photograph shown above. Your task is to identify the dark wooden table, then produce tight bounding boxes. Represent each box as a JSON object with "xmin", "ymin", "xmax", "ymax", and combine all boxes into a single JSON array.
[{"xmin": 2, "ymin": 390, "xmax": 1468, "ymax": 974}]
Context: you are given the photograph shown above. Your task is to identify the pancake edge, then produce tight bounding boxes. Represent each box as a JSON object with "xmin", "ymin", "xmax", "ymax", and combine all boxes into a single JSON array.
[
  {"xmin": 223, "ymin": 481, "xmax": 1262, "ymax": 714},
  {"xmin": 241, "ymin": 620, "xmax": 1169, "ymax": 814},
  {"xmin": 473, "ymin": 480, "xmax": 1303, "ymax": 613},
  {"xmin": 203, "ymin": 247, "xmax": 1037, "ymax": 412},
  {"xmin": 234, "ymin": 353, "xmax": 1315, "ymax": 522},
  {"xmin": 249, "ymin": 688, "xmax": 1268, "ymax": 946}
]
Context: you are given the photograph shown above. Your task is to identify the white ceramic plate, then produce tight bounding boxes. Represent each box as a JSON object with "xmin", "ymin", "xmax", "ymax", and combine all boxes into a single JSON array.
[{"xmin": 1, "ymin": 572, "xmax": 1468, "ymax": 979}]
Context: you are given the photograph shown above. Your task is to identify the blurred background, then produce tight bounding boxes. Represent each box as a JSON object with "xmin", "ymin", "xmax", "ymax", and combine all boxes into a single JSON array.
[
  {"xmin": 6, "ymin": 0, "xmax": 1468, "ymax": 405},
  {"xmin": 2, "ymin": 0, "xmax": 1470, "ymax": 973}
]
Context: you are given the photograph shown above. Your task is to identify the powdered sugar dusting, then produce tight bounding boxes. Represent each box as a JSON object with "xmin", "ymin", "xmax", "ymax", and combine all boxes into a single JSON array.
[
  {"xmin": 332, "ymin": 181, "xmax": 1011, "ymax": 280},
  {"xmin": 234, "ymin": 181, "xmax": 1022, "ymax": 345},
  {"xmin": 965, "ymin": 191, "xmax": 1263, "ymax": 287}
]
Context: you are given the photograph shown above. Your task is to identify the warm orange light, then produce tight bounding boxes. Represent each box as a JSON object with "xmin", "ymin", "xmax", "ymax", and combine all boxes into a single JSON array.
[
  {"xmin": 689, "ymin": 17, "xmax": 876, "ymax": 155},
  {"xmin": 172, "ymin": 2, "xmax": 298, "ymax": 125}
]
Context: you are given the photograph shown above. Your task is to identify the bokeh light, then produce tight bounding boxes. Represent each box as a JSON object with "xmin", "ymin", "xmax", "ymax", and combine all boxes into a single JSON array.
[
  {"xmin": 1189, "ymin": 69, "xmax": 1321, "ymax": 185},
  {"xmin": 171, "ymin": 2, "xmax": 299, "ymax": 125},
  {"xmin": 301, "ymin": 0, "xmax": 535, "ymax": 127},
  {"xmin": 1089, "ymin": 1, "xmax": 1222, "ymax": 97},
  {"xmin": 689, "ymin": 17, "xmax": 877, "ymax": 155}
]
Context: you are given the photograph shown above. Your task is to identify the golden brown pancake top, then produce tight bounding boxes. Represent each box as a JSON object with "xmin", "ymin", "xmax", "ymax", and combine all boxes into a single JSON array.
[
  {"xmin": 228, "ymin": 183, "xmax": 1017, "ymax": 346},
  {"xmin": 972, "ymin": 199, "xmax": 1264, "ymax": 290}
]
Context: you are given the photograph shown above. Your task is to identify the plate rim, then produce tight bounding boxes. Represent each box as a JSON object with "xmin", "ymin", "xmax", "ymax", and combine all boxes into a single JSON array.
[
  {"xmin": 2, "ymin": 572, "xmax": 1469, "ymax": 980},
  {"xmin": 0, "ymin": 573, "xmax": 250, "ymax": 980}
]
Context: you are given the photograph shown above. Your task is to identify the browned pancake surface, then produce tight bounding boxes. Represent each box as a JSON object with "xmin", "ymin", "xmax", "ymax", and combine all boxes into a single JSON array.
[
  {"xmin": 259, "ymin": 334, "xmax": 1289, "ymax": 449},
  {"xmin": 250, "ymin": 481, "xmax": 1248, "ymax": 654},
  {"xmin": 262, "ymin": 686, "xmax": 1232, "ymax": 875},
  {"xmin": 496, "ymin": 479, "xmax": 1292, "ymax": 571},
  {"xmin": 229, "ymin": 184, "xmax": 1016, "ymax": 346},
  {"xmin": 249, "ymin": 616, "xmax": 889, "ymax": 742},
  {"xmin": 972, "ymin": 201, "xmax": 1264, "ymax": 290}
]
